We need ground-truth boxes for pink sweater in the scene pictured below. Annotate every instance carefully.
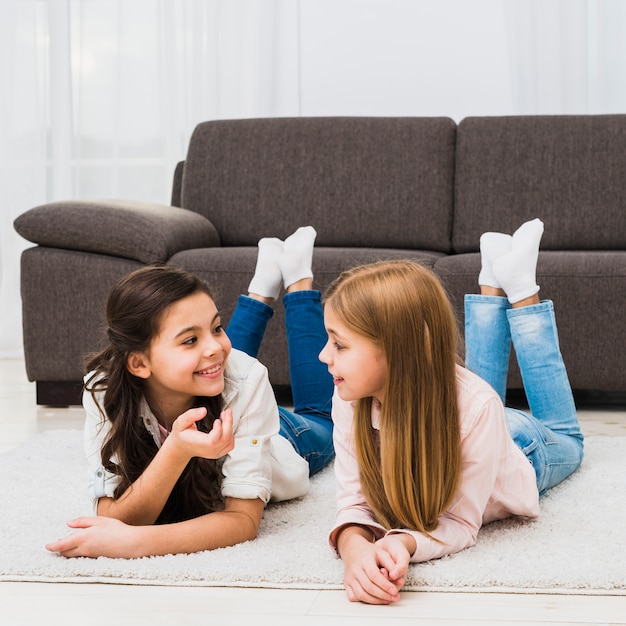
[329,365,540,563]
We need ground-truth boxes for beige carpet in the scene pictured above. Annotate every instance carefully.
[1,429,625,594]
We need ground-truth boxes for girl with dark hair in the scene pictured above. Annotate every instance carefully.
[319,219,584,604]
[46,226,334,558]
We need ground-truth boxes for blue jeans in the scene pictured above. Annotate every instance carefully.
[226,291,334,475]
[464,295,584,495]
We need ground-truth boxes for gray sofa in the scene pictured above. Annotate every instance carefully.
[14,115,626,406]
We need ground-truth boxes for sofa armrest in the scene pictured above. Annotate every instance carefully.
[14,199,220,264]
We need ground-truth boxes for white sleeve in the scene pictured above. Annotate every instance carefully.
[267,434,309,503]
[82,380,120,511]
[221,358,301,504]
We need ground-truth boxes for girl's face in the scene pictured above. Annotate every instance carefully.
[129,292,232,424]
[319,305,388,404]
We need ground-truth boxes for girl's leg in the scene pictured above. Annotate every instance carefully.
[226,295,273,358]
[227,227,334,475]
[277,227,334,475]
[283,290,334,418]
[464,230,514,402]
[279,290,334,475]
[506,302,584,494]
[492,218,583,494]
[464,294,511,403]
[226,237,283,357]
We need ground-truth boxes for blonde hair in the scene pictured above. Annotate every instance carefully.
[324,260,462,534]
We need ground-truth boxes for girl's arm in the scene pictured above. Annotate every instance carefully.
[45,496,265,558]
[97,407,234,525]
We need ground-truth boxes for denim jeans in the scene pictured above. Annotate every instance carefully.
[464,295,584,495]
[226,291,334,475]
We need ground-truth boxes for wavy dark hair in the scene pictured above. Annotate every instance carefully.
[85,265,224,524]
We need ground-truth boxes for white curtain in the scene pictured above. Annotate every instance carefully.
[1,0,625,358]
[0,0,300,357]
[504,0,626,114]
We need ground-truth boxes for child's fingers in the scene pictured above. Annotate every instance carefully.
[208,409,235,453]
[377,543,409,586]
[172,407,234,457]
[45,517,98,553]
[218,408,234,434]
[174,407,208,431]
[209,417,223,440]
[66,517,95,529]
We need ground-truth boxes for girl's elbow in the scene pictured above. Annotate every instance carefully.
[221,517,259,548]
[244,523,260,543]
[242,512,262,542]
[223,496,265,543]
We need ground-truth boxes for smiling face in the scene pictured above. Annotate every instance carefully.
[127,291,232,427]
[319,304,388,404]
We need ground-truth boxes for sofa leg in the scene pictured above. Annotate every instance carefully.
[36,381,83,407]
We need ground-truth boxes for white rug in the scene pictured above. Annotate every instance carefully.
[1,429,625,594]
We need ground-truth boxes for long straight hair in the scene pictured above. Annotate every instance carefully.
[324,260,462,534]
[85,265,224,523]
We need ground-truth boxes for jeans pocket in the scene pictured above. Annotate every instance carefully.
[506,409,539,455]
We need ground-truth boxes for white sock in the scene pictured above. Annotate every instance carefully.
[492,218,544,304]
[247,237,284,300]
[478,232,512,289]
[278,226,316,289]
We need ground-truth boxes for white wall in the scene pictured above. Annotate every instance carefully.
[299,0,515,120]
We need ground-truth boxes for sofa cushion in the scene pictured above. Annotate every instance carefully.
[14,200,220,264]
[453,115,626,253]
[180,117,456,252]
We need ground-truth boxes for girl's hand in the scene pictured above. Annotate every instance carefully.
[373,534,413,591]
[339,529,410,604]
[169,407,235,460]
[45,517,143,559]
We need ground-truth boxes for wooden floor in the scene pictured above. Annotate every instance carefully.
[2,357,626,625]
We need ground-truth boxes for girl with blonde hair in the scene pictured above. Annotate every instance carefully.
[320,219,584,604]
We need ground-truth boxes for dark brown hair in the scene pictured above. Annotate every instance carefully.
[85,265,224,523]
